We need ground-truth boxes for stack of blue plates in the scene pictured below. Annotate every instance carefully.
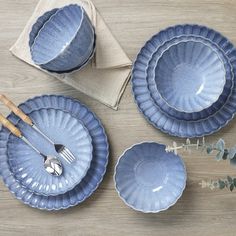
[132,24,236,137]
[0,95,109,210]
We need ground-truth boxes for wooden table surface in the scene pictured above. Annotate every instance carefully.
[1,0,236,235]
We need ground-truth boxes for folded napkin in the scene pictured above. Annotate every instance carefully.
[10,0,132,110]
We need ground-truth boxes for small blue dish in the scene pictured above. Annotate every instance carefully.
[114,142,186,213]
[30,4,95,73]
[147,35,234,121]
[7,108,93,196]
[0,95,109,210]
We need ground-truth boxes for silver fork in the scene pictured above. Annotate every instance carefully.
[32,125,76,164]
[0,94,76,164]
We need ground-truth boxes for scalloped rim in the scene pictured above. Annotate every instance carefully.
[114,141,187,213]
[47,32,96,74]
[146,35,234,121]
[29,8,59,48]
[6,107,94,197]
[151,39,227,113]
[31,4,92,65]
[0,95,109,210]
[131,24,236,138]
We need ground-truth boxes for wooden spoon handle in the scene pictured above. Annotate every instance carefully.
[0,113,22,137]
[0,94,33,126]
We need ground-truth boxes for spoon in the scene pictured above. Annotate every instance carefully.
[0,113,63,176]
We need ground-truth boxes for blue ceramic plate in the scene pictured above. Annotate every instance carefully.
[7,108,93,196]
[147,35,234,121]
[0,95,109,210]
[114,142,186,213]
[132,24,236,137]
[30,4,95,73]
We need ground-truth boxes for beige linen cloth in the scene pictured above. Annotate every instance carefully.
[10,0,132,110]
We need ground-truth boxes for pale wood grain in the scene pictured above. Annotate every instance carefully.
[0,0,236,235]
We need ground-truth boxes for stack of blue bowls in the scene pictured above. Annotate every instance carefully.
[29,4,96,73]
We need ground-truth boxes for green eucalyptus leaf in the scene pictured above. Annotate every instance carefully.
[206,146,213,154]
[233,178,236,187]
[218,180,225,189]
[215,151,224,161]
[230,184,234,192]
[230,157,236,166]
[222,152,228,160]
[228,147,236,159]
[215,139,225,151]
[227,176,233,183]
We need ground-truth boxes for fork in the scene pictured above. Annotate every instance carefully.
[0,94,76,164]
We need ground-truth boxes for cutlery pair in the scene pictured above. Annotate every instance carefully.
[0,95,76,176]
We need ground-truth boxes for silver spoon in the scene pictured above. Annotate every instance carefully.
[0,113,63,176]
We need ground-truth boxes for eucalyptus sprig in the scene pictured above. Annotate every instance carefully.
[166,138,236,191]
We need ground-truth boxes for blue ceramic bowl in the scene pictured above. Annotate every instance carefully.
[30,4,95,73]
[154,40,226,113]
[147,35,233,121]
[114,142,186,213]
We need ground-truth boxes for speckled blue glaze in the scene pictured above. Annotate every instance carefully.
[114,142,186,213]
[7,108,93,196]
[30,4,95,73]
[29,8,58,48]
[132,24,236,137]
[0,95,109,210]
[153,40,225,113]
[147,35,233,121]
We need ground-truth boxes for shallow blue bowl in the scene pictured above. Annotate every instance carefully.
[30,4,95,73]
[114,142,186,213]
[154,40,226,113]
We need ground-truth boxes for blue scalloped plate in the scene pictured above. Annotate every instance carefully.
[7,108,93,196]
[0,95,109,210]
[147,35,234,121]
[132,24,236,137]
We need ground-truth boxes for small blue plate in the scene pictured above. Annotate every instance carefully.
[7,108,93,196]
[132,24,236,137]
[0,95,109,210]
[114,142,186,213]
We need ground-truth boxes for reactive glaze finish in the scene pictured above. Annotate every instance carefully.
[30,4,95,73]
[154,41,225,112]
[6,108,93,196]
[114,142,186,213]
[132,24,236,137]
[147,35,233,121]
[0,95,109,210]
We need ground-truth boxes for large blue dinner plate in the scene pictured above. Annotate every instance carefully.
[132,24,236,137]
[0,95,109,210]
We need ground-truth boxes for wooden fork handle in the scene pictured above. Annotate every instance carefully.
[0,94,33,126]
[0,113,22,137]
